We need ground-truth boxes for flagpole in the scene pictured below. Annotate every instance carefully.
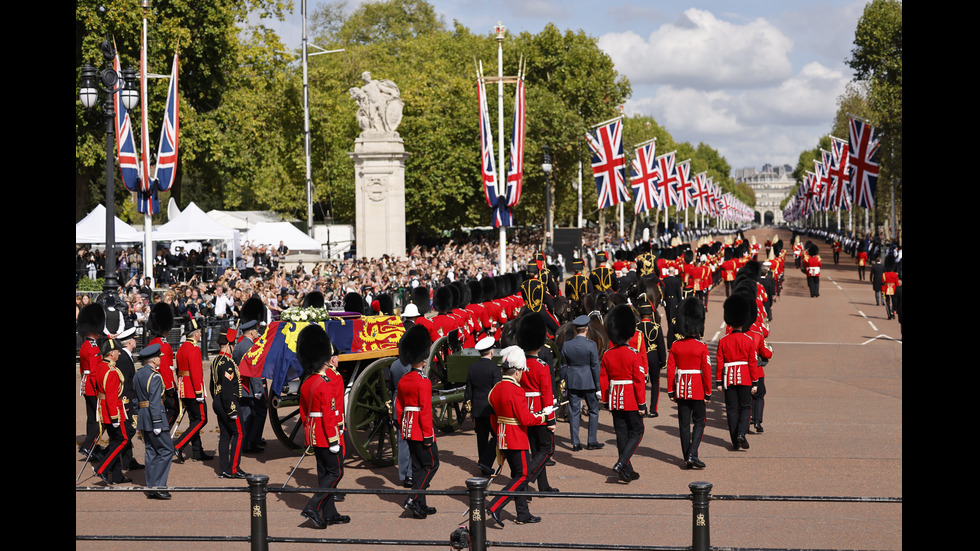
[577,160,583,228]
[495,22,507,274]
[141,10,153,285]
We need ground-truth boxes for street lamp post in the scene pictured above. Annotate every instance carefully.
[542,145,553,251]
[79,32,139,302]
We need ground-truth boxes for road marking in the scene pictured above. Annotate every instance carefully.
[769,335,901,345]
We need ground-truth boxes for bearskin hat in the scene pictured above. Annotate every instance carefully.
[412,286,431,314]
[297,323,333,375]
[468,280,483,304]
[683,250,695,264]
[808,244,819,257]
[676,297,705,339]
[736,260,762,284]
[376,293,395,316]
[479,278,496,305]
[77,303,106,337]
[146,302,175,337]
[884,255,895,272]
[241,296,267,326]
[454,280,471,308]
[343,292,366,315]
[772,240,783,257]
[606,304,637,346]
[433,286,453,313]
[447,283,461,309]
[504,273,519,299]
[303,290,325,308]
[398,324,431,366]
[516,311,547,352]
[723,291,756,331]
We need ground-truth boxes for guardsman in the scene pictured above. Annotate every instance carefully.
[297,324,349,529]
[464,336,502,475]
[146,302,179,426]
[174,317,211,462]
[832,238,842,265]
[486,345,551,527]
[517,313,560,493]
[134,343,175,499]
[721,248,737,297]
[562,315,602,451]
[856,245,869,281]
[115,327,143,472]
[718,285,761,451]
[78,303,105,458]
[94,338,133,484]
[636,301,666,417]
[589,251,616,292]
[882,256,900,320]
[600,305,646,483]
[520,266,559,338]
[804,244,822,298]
[212,329,248,478]
[396,325,439,519]
[564,259,593,306]
[666,298,711,469]
[238,297,269,453]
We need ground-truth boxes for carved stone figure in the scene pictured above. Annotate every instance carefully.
[349,72,404,134]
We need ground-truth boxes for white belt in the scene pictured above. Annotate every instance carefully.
[724,361,747,368]
[676,370,701,375]
[807,267,821,275]
[83,370,91,374]
[404,406,421,412]
[610,380,632,385]
[524,392,541,397]
[308,412,323,418]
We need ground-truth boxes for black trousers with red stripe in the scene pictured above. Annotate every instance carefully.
[97,421,131,482]
[407,440,439,507]
[174,398,208,458]
[526,425,554,490]
[487,448,531,521]
[305,446,344,520]
[213,404,244,475]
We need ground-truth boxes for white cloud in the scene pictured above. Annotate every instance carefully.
[738,61,849,125]
[599,8,793,90]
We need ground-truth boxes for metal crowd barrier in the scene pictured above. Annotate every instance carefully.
[74,476,901,551]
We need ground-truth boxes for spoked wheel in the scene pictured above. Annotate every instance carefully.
[345,357,399,467]
[425,336,465,433]
[269,379,305,452]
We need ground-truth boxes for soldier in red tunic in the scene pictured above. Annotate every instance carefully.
[667,298,711,469]
[297,324,349,529]
[516,313,560,493]
[94,338,133,484]
[396,325,439,519]
[486,346,552,527]
[718,286,762,451]
[78,303,105,458]
[173,317,212,462]
[600,304,647,483]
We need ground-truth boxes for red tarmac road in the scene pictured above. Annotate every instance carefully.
[76,228,902,550]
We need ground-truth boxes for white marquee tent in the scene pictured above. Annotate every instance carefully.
[75,204,144,244]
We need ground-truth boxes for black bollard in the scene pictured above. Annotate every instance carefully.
[690,481,712,551]
[466,477,489,551]
[248,474,270,551]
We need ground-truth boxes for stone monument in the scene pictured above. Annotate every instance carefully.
[348,71,409,260]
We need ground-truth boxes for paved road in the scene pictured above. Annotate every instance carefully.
[76,228,902,550]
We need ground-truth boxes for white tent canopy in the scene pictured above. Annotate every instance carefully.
[244,222,322,251]
[75,204,144,244]
[153,202,237,241]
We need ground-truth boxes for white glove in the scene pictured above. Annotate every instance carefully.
[196,397,204,403]
[153,428,162,435]
[112,422,120,428]
[595,391,602,400]
[541,405,556,416]
[329,444,341,454]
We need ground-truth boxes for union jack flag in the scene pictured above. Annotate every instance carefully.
[113,50,140,193]
[630,140,657,214]
[674,160,693,210]
[652,151,679,210]
[817,153,832,212]
[586,118,630,209]
[690,172,709,215]
[503,76,525,208]
[830,137,851,211]
[477,75,510,227]
[848,115,881,210]
[154,52,179,193]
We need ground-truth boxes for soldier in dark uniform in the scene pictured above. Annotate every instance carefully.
[564,259,593,316]
[589,251,617,293]
[212,329,248,478]
[134,343,175,499]
[115,327,143,471]
[464,336,501,475]
[636,301,666,417]
[239,297,269,452]
[520,267,559,338]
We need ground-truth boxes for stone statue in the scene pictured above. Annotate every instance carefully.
[349,71,403,135]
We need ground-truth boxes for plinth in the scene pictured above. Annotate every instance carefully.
[349,133,410,260]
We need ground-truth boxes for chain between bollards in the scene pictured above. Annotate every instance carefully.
[248,474,270,551]
[690,481,712,551]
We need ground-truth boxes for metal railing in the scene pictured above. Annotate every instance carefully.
[75,475,901,550]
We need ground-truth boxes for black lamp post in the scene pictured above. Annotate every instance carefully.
[79,32,139,302]
[542,145,553,251]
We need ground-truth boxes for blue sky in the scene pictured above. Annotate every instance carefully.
[269,0,871,174]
